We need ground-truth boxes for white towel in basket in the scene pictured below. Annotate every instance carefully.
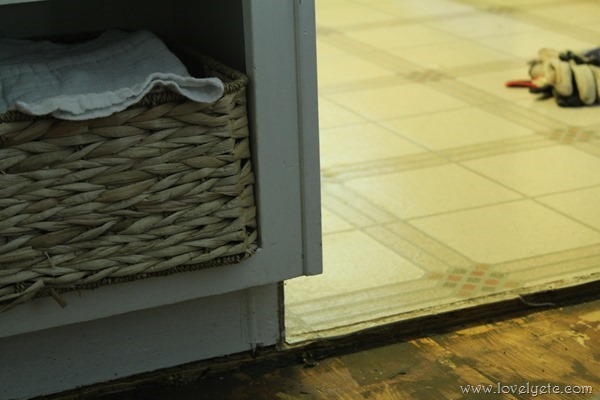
[0,30,225,120]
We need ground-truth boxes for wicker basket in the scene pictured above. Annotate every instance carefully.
[0,43,258,312]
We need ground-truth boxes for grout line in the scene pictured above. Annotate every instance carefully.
[364,224,473,271]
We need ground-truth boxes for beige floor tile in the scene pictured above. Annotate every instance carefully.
[427,14,538,39]
[317,53,396,87]
[526,3,600,26]
[293,287,457,332]
[321,185,382,228]
[538,187,600,231]
[583,23,600,35]
[456,67,535,101]
[316,2,397,28]
[315,0,348,6]
[322,182,398,224]
[475,30,596,61]
[346,164,521,219]
[514,97,600,126]
[286,295,466,343]
[316,40,353,61]
[326,83,468,120]
[510,268,597,291]
[344,24,454,51]
[464,146,600,196]
[390,40,515,69]
[287,278,441,316]
[381,107,534,150]
[477,0,559,5]
[284,230,425,304]
[354,0,476,18]
[319,122,425,170]
[410,200,600,264]
[321,208,354,235]
[318,98,367,129]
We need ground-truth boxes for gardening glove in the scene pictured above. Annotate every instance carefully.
[528,48,600,107]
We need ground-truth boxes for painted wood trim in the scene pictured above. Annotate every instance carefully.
[0,284,281,400]
[294,0,322,276]
[0,250,296,338]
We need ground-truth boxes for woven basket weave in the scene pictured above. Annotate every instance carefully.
[0,44,257,312]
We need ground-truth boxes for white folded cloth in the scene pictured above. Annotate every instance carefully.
[0,30,225,120]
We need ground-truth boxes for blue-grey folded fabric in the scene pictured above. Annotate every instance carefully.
[0,30,224,120]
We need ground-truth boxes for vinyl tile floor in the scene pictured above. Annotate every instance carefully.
[285,0,600,343]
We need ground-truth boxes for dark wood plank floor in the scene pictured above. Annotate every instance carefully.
[41,294,600,400]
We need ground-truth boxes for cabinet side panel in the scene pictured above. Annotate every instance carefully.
[0,284,280,400]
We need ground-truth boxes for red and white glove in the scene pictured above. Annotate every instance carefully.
[507,48,600,107]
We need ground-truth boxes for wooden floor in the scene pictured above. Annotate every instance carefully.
[39,290,600,400]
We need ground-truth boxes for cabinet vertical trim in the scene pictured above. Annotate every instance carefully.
[293,0,322,276]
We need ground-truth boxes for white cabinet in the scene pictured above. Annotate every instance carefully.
[0,1,321,398]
